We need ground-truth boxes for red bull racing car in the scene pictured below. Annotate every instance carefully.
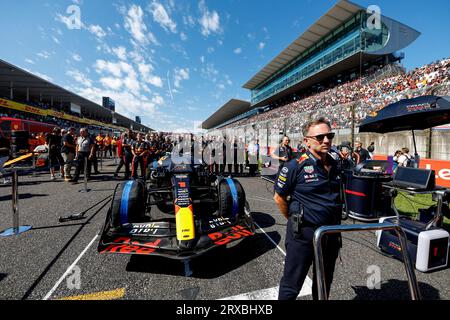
[98,155,255,260]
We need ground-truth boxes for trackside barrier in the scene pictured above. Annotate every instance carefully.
[313,222,421,300]
[0,170,32,237]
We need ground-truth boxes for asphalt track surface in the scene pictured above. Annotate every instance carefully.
[0,159,449,300]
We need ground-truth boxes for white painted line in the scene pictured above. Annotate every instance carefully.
[219,285,311,300]
[254,221,286,256]
[43,234,99,300]
[253,221,312,297]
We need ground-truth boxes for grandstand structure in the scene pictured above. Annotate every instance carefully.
[202,0,421,131]
[0,59,152,133]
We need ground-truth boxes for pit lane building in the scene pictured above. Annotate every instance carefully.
[202,0,420,130]
[0,59,152,132]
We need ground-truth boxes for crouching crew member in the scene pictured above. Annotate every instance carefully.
[132,133,149,180]
[273,118,342,300]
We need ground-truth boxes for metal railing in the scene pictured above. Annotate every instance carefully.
[313,222,421,300]
[0,169,33,237]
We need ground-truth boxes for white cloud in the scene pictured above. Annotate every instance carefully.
[25,58,35,65]
[100,77,123,91]
[258,42,266,50]
[152,94,164,105]
[56,12,107,41]
[72,85,158,126]
[180,32,188,41]
[55,13,73,29]
[124,4,158,46]
[95,60,123,77]
[112,46,127,60]
[123,75,140,94]
[138,63,163,88]
[37,51,52,59]
[233,48,242,54]
[34,72,53,82]
[183,15,196,27]
[198,0,221,37]
[72,53,82,62]
[52,36,60,44]
[88,24,106,38]
[207,47,215,54]
[149,1,177,33]
[66,69,92,87]
[200,63,219,83]
[173,68,190,88]
[200,56,205,64]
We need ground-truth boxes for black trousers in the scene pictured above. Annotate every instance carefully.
[73,152,91,181]
[279,217,341,300]
[90,154,98,173]
[116,154,132,179]
[132,155,147,180]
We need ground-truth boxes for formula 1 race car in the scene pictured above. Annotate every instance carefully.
[98,154,255,260]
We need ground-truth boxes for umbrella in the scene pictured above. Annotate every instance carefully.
[359,95,450,159]
[359,95,450,133]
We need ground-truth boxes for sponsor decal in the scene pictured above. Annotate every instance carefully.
[129,223,169,235]
[388,241,402,252]
[207,217,232,229]
[305,178,319,183]
[406,103,434,113]
[208,225,254,246]
[277,182,284,188]
[100,237,162,254]
[297,154,309,164]
[304,166,314,174]
[278,175,287,182]
[281,167,289,174]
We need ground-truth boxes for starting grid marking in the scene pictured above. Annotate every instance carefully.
[251,221,313,299]
[219,283,312,300]
[59,288,126,300]
[43,234,99,301]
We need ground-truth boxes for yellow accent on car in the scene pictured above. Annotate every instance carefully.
[175,206,195,241]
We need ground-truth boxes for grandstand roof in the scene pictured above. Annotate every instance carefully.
[243,0,363,90]
[0,59,152,132]
[202,99,251,130]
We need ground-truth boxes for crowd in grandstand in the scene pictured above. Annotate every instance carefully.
[224,57,450,132]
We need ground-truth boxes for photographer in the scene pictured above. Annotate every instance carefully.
[273,118,342,300]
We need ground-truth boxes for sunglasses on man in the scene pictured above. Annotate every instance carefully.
[305,132,335,142]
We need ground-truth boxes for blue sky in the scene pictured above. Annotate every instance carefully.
[0,0,449,132]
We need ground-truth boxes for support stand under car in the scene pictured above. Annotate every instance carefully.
[377,166,450,273]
